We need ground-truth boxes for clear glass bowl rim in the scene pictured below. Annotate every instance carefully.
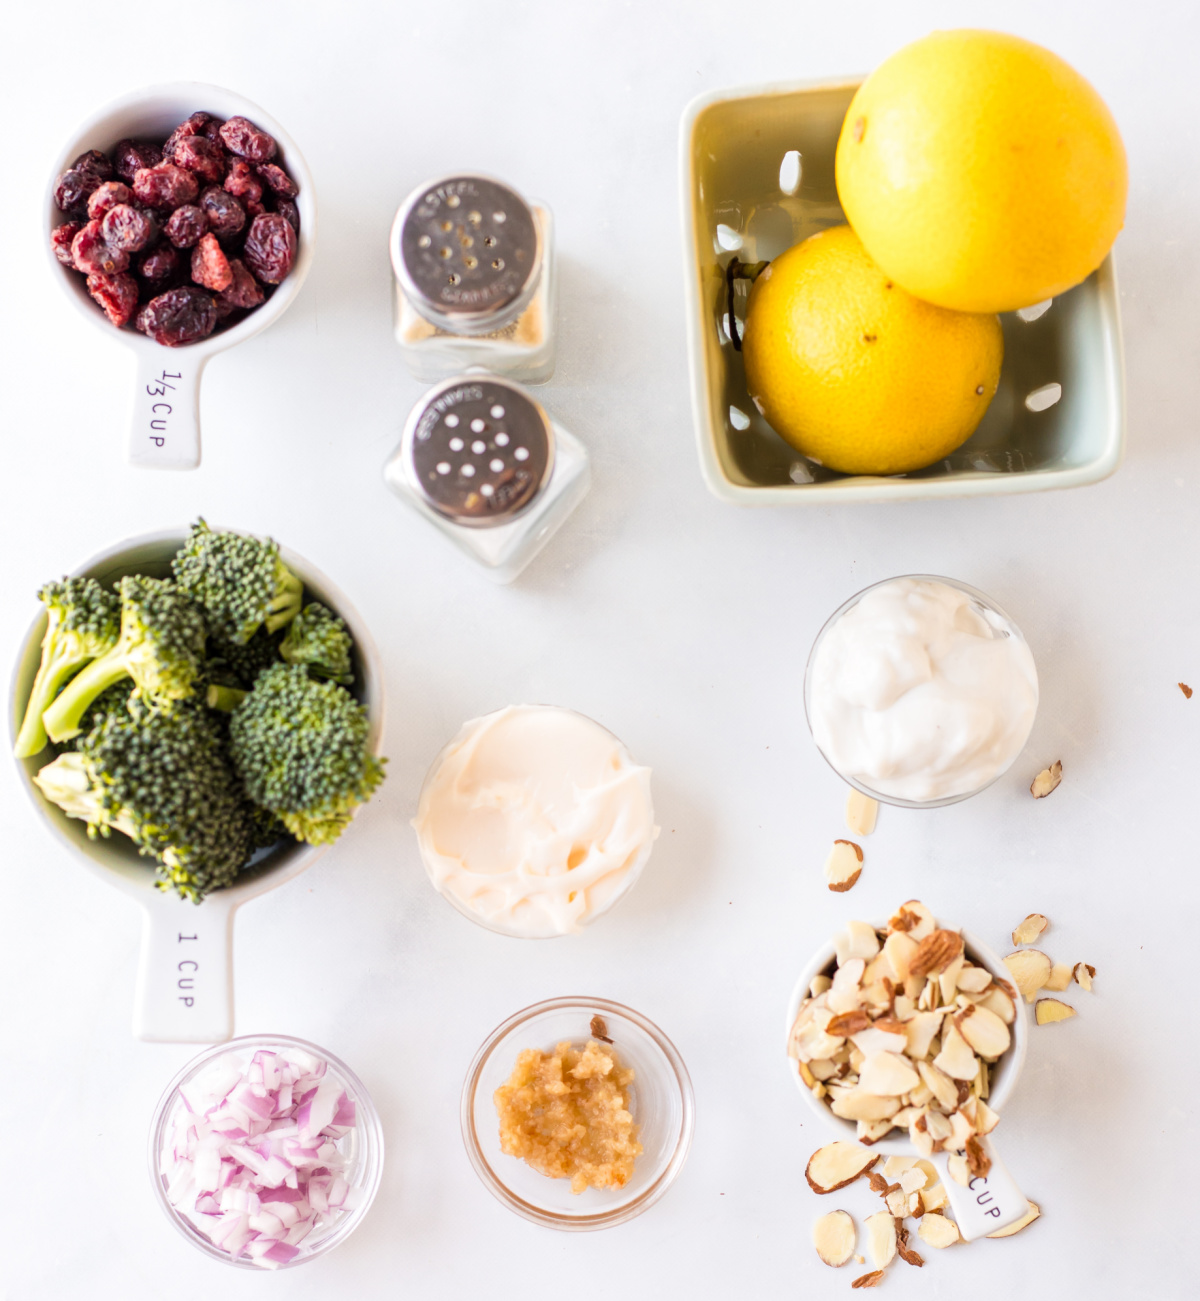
[147,1033,385,1270]
[460,995,695,1231]
[802,573,1035,809]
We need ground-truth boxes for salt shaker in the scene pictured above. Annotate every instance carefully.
[390,175,556,384]
[383,374,589,583]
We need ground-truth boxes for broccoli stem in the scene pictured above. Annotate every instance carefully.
[15,652,90,758]
[206,684,248,712]
[42,647,132,744]
[263,568,303,634]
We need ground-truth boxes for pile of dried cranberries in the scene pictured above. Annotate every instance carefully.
[50,112,300,347]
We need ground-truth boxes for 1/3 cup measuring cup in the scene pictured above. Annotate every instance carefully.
[45,83,316,470]
[785,924,1031,1240]
[9,529,384,1043]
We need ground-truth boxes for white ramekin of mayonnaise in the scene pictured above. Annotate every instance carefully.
[412,704,658,938]
[804,576,1039,807]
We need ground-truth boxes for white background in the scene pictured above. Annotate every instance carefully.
[1,1,1196,1297]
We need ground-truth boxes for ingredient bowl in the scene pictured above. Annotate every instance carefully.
[461,996,694,1230]
[9,529,384,1043]
[785,923,1030,1239]
[149,1035,383,1268]
[46,83,316,470]
[679,78,1124,503]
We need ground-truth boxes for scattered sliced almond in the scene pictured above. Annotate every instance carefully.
[812,1209,856,1267]
[805,1142,880,1194]
[846,788,879,836]
[965,1136,992,1179]
[881,1156,915,1181]
[1003,949,1053,1002]
[986,1199,1041,1238]
[864,1210,897,1268]
[885,1187,910,1218]
[897,1238,925,1267]
[898,1167,926,1195]
[836,920,881,964]
[972,1099,1000,1136]
[1073,962,1095,991]
[1180,683,1193,699]
[825,839,864,893]
[1043,962,1073,992]
[1030,760,1063,798]
[851,1271,885,1289]
[888,900,935,941]
[921,1182,948,1213]
[1035,997,1077,1026]
[946,1153,970,1187]
[918,1213,961,1248]
[1011,913,1049,946]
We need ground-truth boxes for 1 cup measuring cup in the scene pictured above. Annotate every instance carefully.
[45,83,316,470]
[9,528,384,1043]
[784,923,1031,1240]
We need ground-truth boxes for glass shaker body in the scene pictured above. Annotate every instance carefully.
[383,374,588,584]
[391,175,556,385]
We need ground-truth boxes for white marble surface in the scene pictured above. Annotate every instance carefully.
[1,2,1197,1297]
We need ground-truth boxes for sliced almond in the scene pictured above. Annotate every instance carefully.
[898,1168,926,1195]
[851,1025,907,1058]
[827,1009,872,1037]
[863,1211,897,1269]
[1043,962,1073,992]
[909,1115,934,1158]
[979,983,1016,1024]
[1011,913,1049,946]
[946,1153,970,1187]
[955,965,992,993]
[1003,949,1053,1002]
[1030,760,1062,798]
[947,1110,974,1153]
[897,1239,925,1267]
[809,973,832,998]
[920,1181,948,1213]
[881,1155,915,1180]
[956,1003,1012,1060]
[845,789,879,837]
[933,1025,978,1081]
[986,1199,1041,1238]
[1035,997,1077,1026]
[883,930,920,984]
[913,1159,938,1188]
[888,900,935,941]
[857,1118,896,1145]
[1073,962,1096,992]
[859,1052,921,1097]
[831,1091,901,1123]
[924,1110,952,1143]
[810,1058,839,1081]
[972,1098,999,1136]
[910,929,965,979]
[812,1209,856,1267]
[885,1187,909,1218]
[965,1135,991,1178]
[918,1212,961,1247]
[938,954,965,1005]
[916,1059,960,1112]
[903,1010,945,1061]
[851,1271,885,1289]
[805,1142,880,1194]
[836,921,881,964]
[863,950,897,986]
[825,840,864,893]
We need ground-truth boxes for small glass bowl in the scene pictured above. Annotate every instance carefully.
[803,574,1037,809]
[148,1035,384,1269]
[461,997,694,1230]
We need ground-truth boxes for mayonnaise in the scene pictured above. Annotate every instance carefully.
[807,578,1038,803]
[413,705,657,937]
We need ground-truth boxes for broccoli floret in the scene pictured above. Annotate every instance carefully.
[59,680,137,751]
[279,603,354,685]
[14,578,119,758]
[172,519,302,645]
[33,696,255,902]
[227,664,385,846]
[42,576,206,744]
[207,625,284,688]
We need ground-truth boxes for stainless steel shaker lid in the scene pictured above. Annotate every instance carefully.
[397,375,554,526]
[391,175,541,332]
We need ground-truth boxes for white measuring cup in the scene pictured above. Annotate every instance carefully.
[9,529,385,1043]
[45,84,317,470]
[785,925,1030,1240]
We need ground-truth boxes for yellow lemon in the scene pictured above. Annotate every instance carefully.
[835,29,1127,313]
[741,224,1003,476]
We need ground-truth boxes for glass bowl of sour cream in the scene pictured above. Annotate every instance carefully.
[804,575,1039,808]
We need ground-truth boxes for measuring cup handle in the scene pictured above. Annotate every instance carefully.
[133,889,235,1043]
[127,351,207,470]
[934,1135,1029,1241]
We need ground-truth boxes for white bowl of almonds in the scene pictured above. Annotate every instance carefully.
[785,900,1033,1243]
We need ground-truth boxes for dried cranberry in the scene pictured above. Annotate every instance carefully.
[86,271,139,327]
[133,163,199,211]
[219,258,265,310]
[164,205,208,249]
[51,222,83,267]
[54,168,102,215]
[102,204,157,253]
[174,135,225,184]
[202,116,226,142]
[139,244,179,280]
[243,213,296,284]
[255,162,298,198]
[223,158,263,203]
[191,232,233,291]
[198,185,245,238]
[72,220,129,275]
[275,198,300,235]
[162,112,213,159]
[72,150,114,182]
[219,116,277,163]
[137,285,218,346]
[86,181,134,219]
[113,139,162,183]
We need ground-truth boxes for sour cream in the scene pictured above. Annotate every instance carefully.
[413,705,657,937]
[807,577,1038,803]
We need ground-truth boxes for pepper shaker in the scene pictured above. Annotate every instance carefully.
[390,175,556,384]
[383,374,588,583]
